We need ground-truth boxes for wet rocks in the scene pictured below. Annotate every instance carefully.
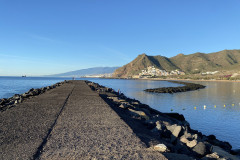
[144,81,206,94]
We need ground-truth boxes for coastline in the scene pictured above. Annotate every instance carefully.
[1,80,239,159]
[105,77,240,83]
[137,78,240,83]
[87,80,240,159]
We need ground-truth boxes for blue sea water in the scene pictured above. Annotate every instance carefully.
[0,76,73,98]
[1,77,240,149]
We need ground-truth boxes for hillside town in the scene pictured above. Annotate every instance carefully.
[136,66,185,78]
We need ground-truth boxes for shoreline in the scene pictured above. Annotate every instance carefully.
[106,77,240,83]
[1,80,239,159]
[87,80,240,159]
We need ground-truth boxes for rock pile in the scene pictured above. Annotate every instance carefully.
[144,81,206,94]
[0,80,69,112]
[86,81,239,160]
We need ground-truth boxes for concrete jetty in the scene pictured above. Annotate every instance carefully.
[0,81,167,160]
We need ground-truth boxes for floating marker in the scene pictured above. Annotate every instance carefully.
[194,107,197,110]
[214,105,216,108]
[232,104,235,106]
[204,105,206,110]
[224,104,226,107]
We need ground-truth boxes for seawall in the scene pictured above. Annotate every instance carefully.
[0,80,166,160]
[0,80,239,160]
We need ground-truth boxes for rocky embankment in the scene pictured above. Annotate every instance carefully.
[87,81,239,160]
[144,81,206,94]
[0,80,69,112]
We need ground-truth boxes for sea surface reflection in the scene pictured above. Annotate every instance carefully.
[91,79,240,149]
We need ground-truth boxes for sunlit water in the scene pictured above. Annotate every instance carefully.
[90,78,240,149]
[1,77,240,149]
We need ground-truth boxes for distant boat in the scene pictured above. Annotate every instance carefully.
[22,75,27,77]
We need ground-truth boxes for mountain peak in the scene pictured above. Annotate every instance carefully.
[176,53,184,56]
[113,49,240,78]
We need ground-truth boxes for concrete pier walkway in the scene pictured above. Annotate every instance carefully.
[0,81,167,160]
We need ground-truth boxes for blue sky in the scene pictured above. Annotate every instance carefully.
[0,0,240,76]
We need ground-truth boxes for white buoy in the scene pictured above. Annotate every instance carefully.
[204,105,206,110]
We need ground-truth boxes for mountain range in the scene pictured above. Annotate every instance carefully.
[48,67,119,77]
[113,49,240,78]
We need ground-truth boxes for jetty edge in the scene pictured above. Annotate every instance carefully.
[144,81,206,94]
[87,81,240,160]
[0,80,167,160]
[0,80,69,112]
[0,80,238,160]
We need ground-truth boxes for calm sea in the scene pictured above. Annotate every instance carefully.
[1,77,240,149]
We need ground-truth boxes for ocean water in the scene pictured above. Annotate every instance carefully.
[0,77,73,98]
[1,77,240,149]
[90,78,240,150]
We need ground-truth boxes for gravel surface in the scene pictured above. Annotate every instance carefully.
[0,83,74,160]
[0,81,167,160]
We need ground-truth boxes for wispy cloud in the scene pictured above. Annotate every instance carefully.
[24,32,64,44]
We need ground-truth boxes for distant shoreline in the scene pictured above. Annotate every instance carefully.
[107,77,240,83]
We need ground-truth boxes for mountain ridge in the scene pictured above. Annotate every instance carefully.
[113,49,240,78]
[47,67,119,77]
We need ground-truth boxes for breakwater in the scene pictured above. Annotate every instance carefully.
[0,80,68,112]
[144,81,206,93]
[87,81,239,159]
[1,80,239,159]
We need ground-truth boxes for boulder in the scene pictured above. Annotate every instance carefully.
[187,140,197,148]
[231,149,240,156]
[156,121,162,130]
[13,94,20,100]
[128,108,149,120]
[212,146,239,160]
[180,136,189,144]
[180,136,197,148]
[165,113,185,121]
[108,97,119,102]
[192,142,206,156]
[166,125,182,143]
[119,103,129,109]
[153,144,168,152]
[144,120,156,130]
[174,139,192,155]
[203,152,219,159]
[0,99,6,105]
[22,93,29,98]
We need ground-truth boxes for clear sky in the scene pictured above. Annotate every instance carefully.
[0,0,240,76]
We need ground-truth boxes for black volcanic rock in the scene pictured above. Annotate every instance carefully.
[144,81,206,94]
